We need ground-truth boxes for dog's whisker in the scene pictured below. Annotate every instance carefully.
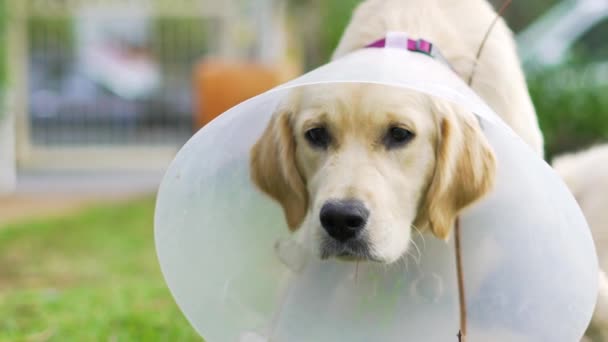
[398,253,410,273]
[404,250,417,272]
[404,243,424,274]
[411,224,426,250]
[409,238,422,266]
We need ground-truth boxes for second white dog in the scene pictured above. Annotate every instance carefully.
[554,144,608,341]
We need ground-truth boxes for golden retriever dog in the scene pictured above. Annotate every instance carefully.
[553,144,608,341]
[252,84,495,262]
[250,0,542,263]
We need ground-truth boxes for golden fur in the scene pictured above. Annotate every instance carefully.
[251,84,495,263]
[250,0,540,263]
[333,0,543,156]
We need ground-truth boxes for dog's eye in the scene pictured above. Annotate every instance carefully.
[385,126,415,148]
[305,127,331,149]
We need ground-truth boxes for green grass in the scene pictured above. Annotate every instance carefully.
[0,198,202,342]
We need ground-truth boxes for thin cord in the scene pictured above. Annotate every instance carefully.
[467,0,513,86]
[458,2,514,340]
[455,218,467,341]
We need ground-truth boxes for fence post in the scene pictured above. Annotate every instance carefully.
[0,92,16,195]
[0,0,17,194]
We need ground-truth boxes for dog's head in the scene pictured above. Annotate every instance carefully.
[250,84,495,263]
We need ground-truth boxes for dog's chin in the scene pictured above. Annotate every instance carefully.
[335,252,381,263]
[314,229,411,264]
[319,238,382,263]
[323,251,381,263]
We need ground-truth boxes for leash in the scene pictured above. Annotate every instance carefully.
[456,1,513,338]
[366,35,468,340]
[458,1,512,337]
[364,2,512,339]
[455,218,467,342]
[468,0,513,85]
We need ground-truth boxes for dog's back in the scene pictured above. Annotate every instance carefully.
[333,0,544,156]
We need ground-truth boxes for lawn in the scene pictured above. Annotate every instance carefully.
[0,197,202,341]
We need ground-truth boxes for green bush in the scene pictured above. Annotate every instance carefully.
[527,64,608,159]
[318,0,361,62]
[287,0,360,69]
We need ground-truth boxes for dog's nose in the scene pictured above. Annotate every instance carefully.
[320,200,369,242]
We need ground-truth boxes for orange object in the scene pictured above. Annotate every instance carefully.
[193,59,282,131]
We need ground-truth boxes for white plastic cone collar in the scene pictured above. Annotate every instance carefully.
[155,48,598,341]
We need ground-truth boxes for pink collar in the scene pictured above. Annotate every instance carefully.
[365,32,452,69]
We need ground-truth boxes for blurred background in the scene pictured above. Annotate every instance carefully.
[0,0,607,340]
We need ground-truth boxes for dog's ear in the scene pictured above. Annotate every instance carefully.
[415,103,496,240]
[250,109,308,230]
